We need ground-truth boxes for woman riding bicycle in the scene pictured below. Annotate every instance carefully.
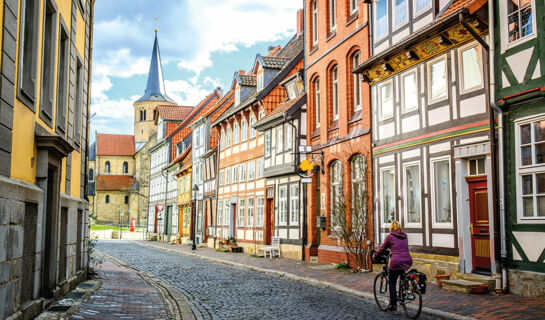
[373,221,412,311]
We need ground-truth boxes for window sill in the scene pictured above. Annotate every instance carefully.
[346,13,358,26]
[328,120,339,132]
[349,111,362,124]
[326,30,337,43]
[309,45,318,56]
[311,128,320,138]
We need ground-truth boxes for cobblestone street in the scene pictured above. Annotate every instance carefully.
[94,241,436,320]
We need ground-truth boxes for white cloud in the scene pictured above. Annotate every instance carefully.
[164,79,222,106]
[91,95,139,119]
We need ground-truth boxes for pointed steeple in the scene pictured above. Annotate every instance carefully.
[136,30,176,103]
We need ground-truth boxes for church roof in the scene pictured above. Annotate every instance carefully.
[155,105,194,124]
[96,175,137,191]
[136,31,176,104]
[96,134,135,156]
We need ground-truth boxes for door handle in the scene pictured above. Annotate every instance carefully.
[470,223,473,235]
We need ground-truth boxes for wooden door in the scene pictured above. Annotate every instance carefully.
[467,177,491,272]
[154,207,158,233]
[265,198,274,245]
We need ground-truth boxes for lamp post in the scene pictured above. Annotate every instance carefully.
[192,184,199,250]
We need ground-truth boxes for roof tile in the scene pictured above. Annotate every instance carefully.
[96,175,137,191]
[96,134,135,156]
[156,105,194,122]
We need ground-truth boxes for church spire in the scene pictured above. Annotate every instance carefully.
[136,30,176,103]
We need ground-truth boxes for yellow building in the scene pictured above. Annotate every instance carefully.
[0,0,95,318]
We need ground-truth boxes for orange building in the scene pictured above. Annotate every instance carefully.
[304,0,373,266]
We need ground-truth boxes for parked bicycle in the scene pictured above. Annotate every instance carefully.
[372,250,426,319]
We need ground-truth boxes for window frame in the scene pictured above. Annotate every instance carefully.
[105,161,111,174]
[247,197,254,227]
[427,55,449,104]
[233,166,238,183]
[279,185,288,225]
[330,160,343,228]
[430,156,454,228]
[458,42,484,94]
[285,124,293,151]
[312,0,319,45]
[403,161,423,227]
[414,0,432,16]
[277,126,284,153]
[352,52,362,112]
[328,0,337,32]
[55,21,70,135]
[18,0,41,111]
[241,118,248,142]
[123,161,129,174]
[233,121,240,144]
[235,88,241,106]
[238,198,245,227]
[226,126,232,147]
[257,72,264,91]
[502,0,537,47]
[289,184,300,225]
[39,0,58,126]
[393,0,409,30]
[265,130,272,158]
[401,69,418,113]
[257,158,264,178]
[379,80,394,121]
[331,66,339,121]
[349,0,358,15]
[249,114,257,138]
[248,161,255,180]
[240,163,246,182]
[380,166,395,227]
[374,0,389,41]
[218,200,223,226]
[313,77,321,128]
[257,197,265,227]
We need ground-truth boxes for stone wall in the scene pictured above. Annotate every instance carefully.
[94,191,133,224]
[96,155,135,176]
[508,269,545,299]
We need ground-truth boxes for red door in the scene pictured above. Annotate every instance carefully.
[154,208,158,233]
[265,199,274,245]
[466,177,491,272]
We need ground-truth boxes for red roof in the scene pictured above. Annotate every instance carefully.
[259,93,306,122]
[437,0,486,20]
[96,134,135,156]
[155,105,194,124]
[96,175,136,191]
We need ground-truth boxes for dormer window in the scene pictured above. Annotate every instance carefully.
[286,82,298,100]
[235,89,241,106]
[257,73,264,91]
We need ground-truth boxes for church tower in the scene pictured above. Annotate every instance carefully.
[133,31,176,143]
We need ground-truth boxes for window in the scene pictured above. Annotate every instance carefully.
[429,57,447,102]
[313,78,321,128]
[224,201,230,225]
[249,115,257,138]
[259,110,266,120]
[381,168,395,224]
[221,129,226,149]
[285,124,293,150]
[123,162,129,174]
[40,2,57,124]
[226,168,231,184]
[331,66,339,121]
[265,131,272,157]
[507,0,534,43]
[286,83,298,99]
[89,168,94,181]
[105,195,110,204]
[74,59,83,145]
[105,161,111,173]
[380,81,393,120]
[124,196,129,204]
[351,155,366,209]
[218,200,223,226]
[257,73,264,91]
[247,198,254,227]
[279,186,288,224]
[248,161,255,180]
[233,166,238,183]
[234,122,240,144]
[349,0,358,15]
[290,185,299,224]
[257,158,264,178]
[460,45,483,92]
[516,117,545,220]
[432,159,452,225]
[416,0,431,14]
[56,24,69,134]
[404,163,421,225]
[375,0,388,40]
[241,119,248,142]
[330,161,343,227]
[257,197,265,227]
[226,126,232,147]
[19,0,40,109]
[394,0,408,28]
[219,170,224,186]
[402,72,418,112]
[235,88,241,105]
[312,0,319,45]
[240,163,246,182]
[329,0,337,31]
[277,126,284,152]
[352,52,362,112]
[468,157,486,176]
[238,199,245,227]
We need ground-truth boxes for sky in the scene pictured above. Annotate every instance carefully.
[90,0,303,142]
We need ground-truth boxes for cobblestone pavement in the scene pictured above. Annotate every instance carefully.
[71,258,169,320]
[138,240,545,320]
[96,241,437,320]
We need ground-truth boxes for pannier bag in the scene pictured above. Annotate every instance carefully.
[370,250,390,264]
[408,269,427,294]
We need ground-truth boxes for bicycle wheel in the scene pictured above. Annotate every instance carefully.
[373,273,390,311]
[402,279,422,319]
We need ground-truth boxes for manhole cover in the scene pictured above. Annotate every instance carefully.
[48,305,72,312]
[66,292,86,299]
[78,283,95,289]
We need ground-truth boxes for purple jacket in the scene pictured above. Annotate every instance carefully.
[375,231,413,270]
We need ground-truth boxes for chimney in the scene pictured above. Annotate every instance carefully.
[268,46,277,52]
[216,86,223,97]
[238,70,245,75]
[296,9,304,37]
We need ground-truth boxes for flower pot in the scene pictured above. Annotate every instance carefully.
[435,274,450,288]
[470,284,488,294]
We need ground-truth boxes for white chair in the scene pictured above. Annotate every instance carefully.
[261,237,281,259]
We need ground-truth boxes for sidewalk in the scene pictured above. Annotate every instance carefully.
[137,240,545,320]
[71,259,169,320]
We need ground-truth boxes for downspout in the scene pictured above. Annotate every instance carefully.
[161,167,169,242]
[459,12,507,292]
[210,124,221,249]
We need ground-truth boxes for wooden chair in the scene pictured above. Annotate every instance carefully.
[260,237,281,258]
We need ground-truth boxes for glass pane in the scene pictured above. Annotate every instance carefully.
[508,13,520,42]
[477,158,486,174]
[520,6,533,38]
[535,120,545,142]
[536,143,545,164]
[520,0,531,7]
[394,0,407,27]
[406,165,421,223]
[469,159,477,176]
[538,196,545,217]
[507,0,519,15]
[431,60,446,100]
[381,83,393,117]
[523,197,534,217]
[403,73,417,111]
[382,170,395,223]
[416,0,429,12]
[537,173,545,194]
[522,175,533,195]
[521,146,532,165]
[433,160,451,223]
[376,0,388,38]
[462,47,483,90]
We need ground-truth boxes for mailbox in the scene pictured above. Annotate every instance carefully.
[316,216,327,229]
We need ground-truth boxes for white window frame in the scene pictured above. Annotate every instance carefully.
[247,197,254,227]
[277,126,284,153]
[238,199,245,227]
[500,0,537,49]
[218,200,223,226]
[219,169,224,186]
[226,168,231,184]
[240,163,246,182]
[257,197,265,227]
[332,66,339,121]
[257,73,264,91]
[265,130,271,157]
[234,122,240,144]
[380,166,395,227]
[401,69,418,113]
[289,184,300,225]
[515,113,545,223]
[349,0,358,15]
[226,126,232,147]
[257,158,264,178]
[427,55,449,104]
[467,157,487,176]
[352,52,362,112]
[285,124,293,151]
[403,161,422,228]
[220,129,226,150]
[314,77,321,128]
[328,0,337,32]
[374,0,389,41]
[235,88,240,106]
[430,156,454,228]
[330,160,343,228]
[233,166,238,183]
[393,0,409,30]
[286,82,298,99]
[312,0,319,45]
[414,0,431,17]
[249,115,257,138]
[279,185,288,225]
[241,119,248,142]
[379,80,394,120]
[458,42,484,94]
[224,201,230,225]
[248,161,255,180]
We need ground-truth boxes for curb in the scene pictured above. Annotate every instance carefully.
[135,241,475,320]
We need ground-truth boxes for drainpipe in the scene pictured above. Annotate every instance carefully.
[161,166,169,242]
[459,11,507,292]
[210,124,221,249]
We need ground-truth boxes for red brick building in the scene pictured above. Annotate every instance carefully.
[304,0,373,266]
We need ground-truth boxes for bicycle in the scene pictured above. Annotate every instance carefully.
[372,251,423,319]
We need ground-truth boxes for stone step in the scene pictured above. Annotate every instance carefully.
[441,279,485,293]
[309,256,319,264]
[459,273,495,291]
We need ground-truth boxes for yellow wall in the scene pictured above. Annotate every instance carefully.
[96,155,135,175]
[133,100,175,143]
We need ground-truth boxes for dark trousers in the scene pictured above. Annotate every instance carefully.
[389,269,404,306]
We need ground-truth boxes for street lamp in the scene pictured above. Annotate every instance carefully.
[192,184,199,250]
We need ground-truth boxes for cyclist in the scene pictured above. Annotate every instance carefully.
[373,221,412,311]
